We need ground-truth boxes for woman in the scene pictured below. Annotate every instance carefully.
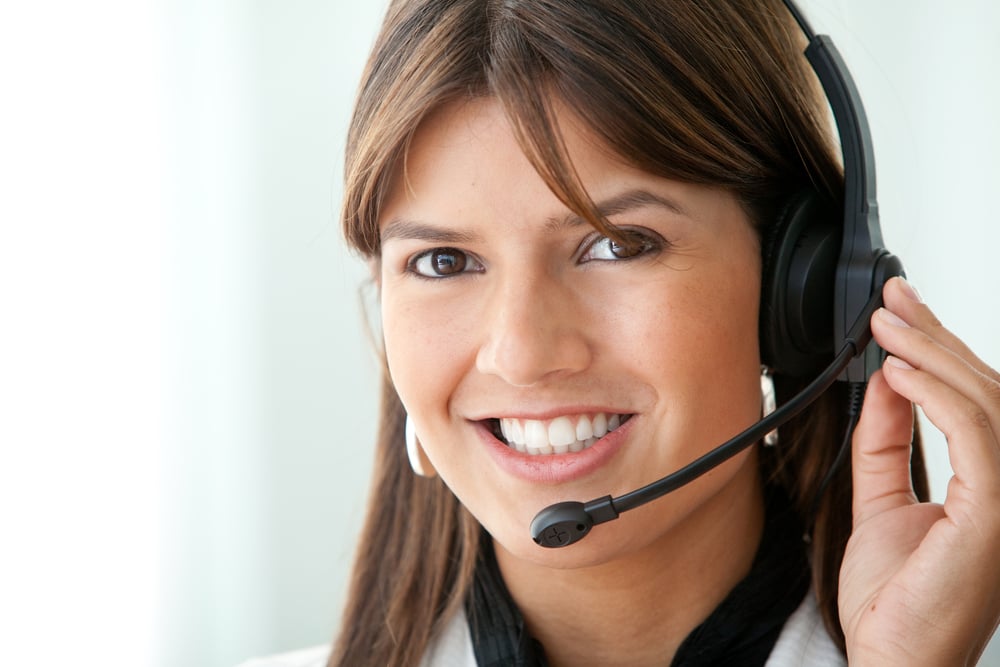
[283,0,1000,665]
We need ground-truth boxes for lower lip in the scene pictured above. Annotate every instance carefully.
[474,417,636,485]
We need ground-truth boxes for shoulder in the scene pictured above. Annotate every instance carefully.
[235,645,330,667]
[766,590,846,667]
[235,610,475,667]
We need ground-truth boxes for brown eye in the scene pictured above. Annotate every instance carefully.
[431,249,465,274]
[608,238,645,259]
[580,230,660,263]
[410,247,483,278]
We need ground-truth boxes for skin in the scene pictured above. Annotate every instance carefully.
[376,97,1000,665]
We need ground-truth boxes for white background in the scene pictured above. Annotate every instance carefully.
[0,1,997,665]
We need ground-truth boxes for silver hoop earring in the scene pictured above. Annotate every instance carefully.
[760,366,778,447]
[405,414,436,478]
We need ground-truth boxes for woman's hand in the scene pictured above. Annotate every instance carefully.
[839,276,1000,666]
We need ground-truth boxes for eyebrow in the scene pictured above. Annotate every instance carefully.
[379,188,691,244]
[379,220,481,245]
[550,189,692,231]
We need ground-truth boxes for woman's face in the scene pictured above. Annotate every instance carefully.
[378,98,764,566]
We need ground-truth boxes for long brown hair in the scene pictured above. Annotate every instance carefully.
[331,1,928,664]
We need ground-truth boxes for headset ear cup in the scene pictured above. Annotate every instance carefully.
[760,191,840,377]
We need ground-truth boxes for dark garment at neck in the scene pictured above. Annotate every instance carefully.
[465,491,810,667]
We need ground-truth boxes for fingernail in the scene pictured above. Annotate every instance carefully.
[897,277,923,303]
[885,355,914,370]
[878,307,910,328]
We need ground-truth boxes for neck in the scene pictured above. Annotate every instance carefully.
[494,460,766,667]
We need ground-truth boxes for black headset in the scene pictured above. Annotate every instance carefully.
[531,0,905,548]
[760,1,902,382]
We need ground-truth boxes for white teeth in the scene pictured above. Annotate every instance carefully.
[497,412,628,455]
[593,413,608,438]
[548,417,576,448]
[502,418,524,449]
[524,420,546,448]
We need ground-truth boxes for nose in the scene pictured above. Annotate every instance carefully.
[475,269,592,387]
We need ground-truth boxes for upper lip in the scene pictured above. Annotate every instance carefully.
[466,406,633,422]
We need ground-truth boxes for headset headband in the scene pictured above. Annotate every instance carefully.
[781,0,888,382]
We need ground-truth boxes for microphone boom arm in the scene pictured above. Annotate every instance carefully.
[530,262,898,549]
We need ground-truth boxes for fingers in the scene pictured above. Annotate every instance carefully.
[882,357,1000,504]
[870,277,1000,510]
[881,276,1000,388]
[851,369,917,527]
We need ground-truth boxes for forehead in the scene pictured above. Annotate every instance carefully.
[377,96,752,246]
[380,97,665,228]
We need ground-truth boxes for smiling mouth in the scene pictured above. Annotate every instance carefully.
[486,413,633,455]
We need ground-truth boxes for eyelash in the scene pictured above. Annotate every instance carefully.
[404,229,665,279]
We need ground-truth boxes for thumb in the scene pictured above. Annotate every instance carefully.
[851,368,917,528]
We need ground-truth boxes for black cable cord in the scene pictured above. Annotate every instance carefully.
[805,381,866,541]
[532,288,891,547]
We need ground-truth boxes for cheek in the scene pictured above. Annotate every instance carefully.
[617,269,761,372]
[613,251,762,441]
[686,233,762,362]
[382,295,434,409]
[380,289,476,419]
